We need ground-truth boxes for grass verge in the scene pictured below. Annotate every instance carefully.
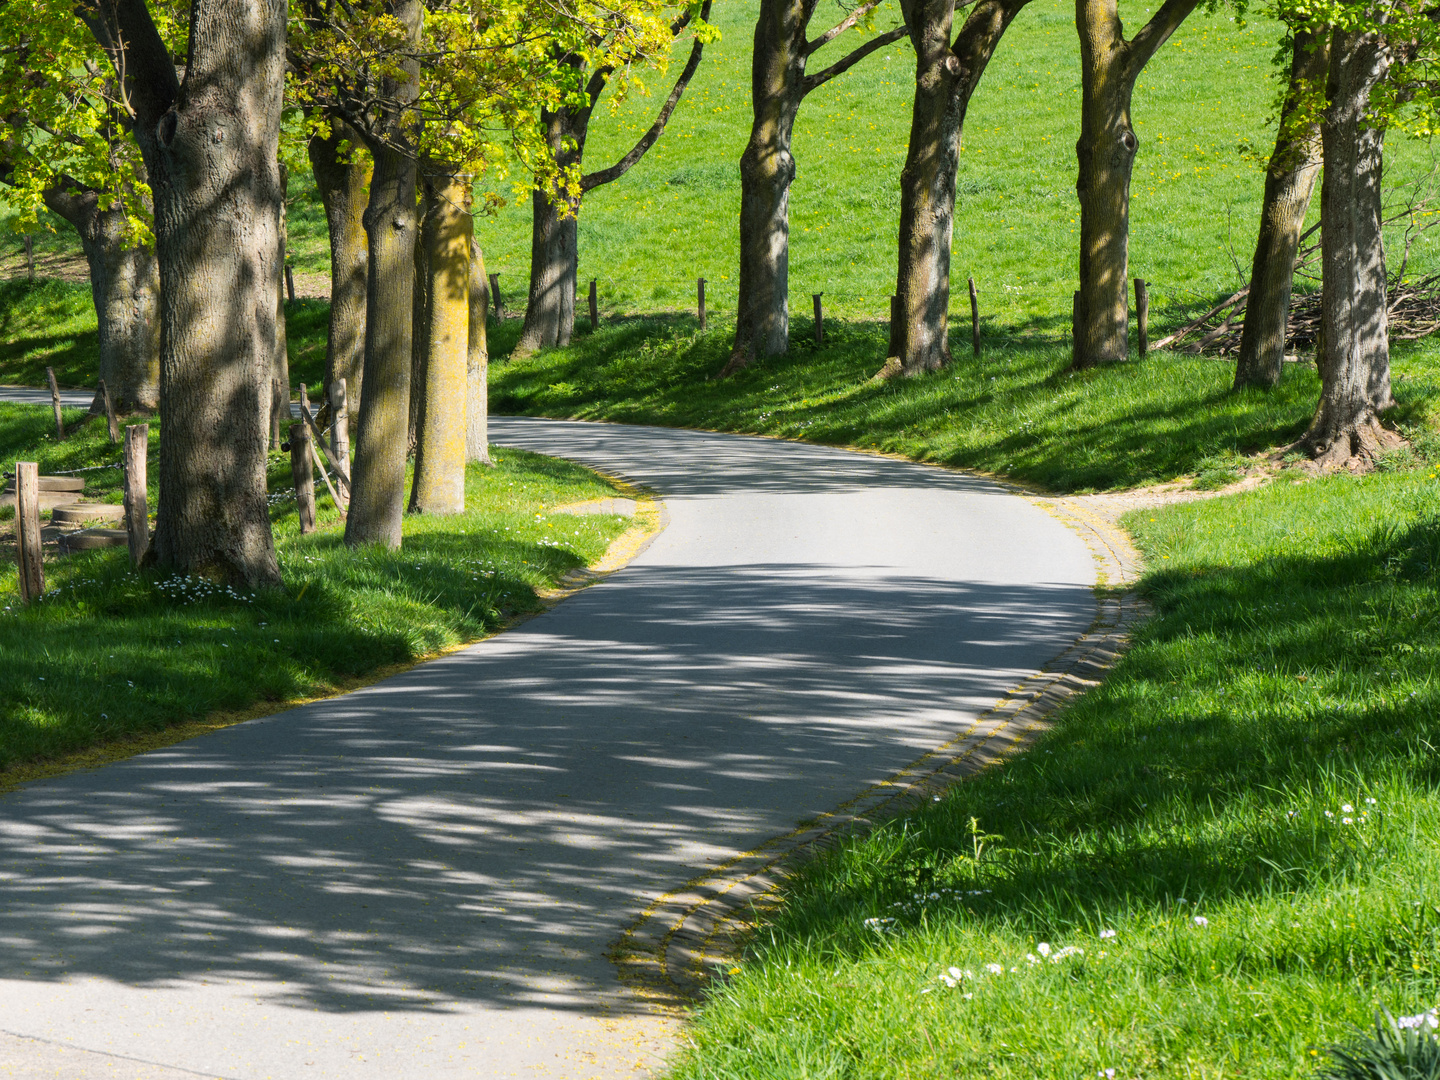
[1,401,639,779]
[667,467,1440,1079]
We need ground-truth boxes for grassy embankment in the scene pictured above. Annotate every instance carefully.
[0,401,637,781]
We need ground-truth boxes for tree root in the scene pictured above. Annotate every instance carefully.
[1284,416,1406,473]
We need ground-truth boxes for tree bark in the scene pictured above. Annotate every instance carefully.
[1074,0,1201,368]
[271,163,290,450]
[41,186,159,413]
[725,1,907,375]
[467,235,493,466]
[1299,25,1400,469]
[97,0,286,588]
[410,173,471,514]
[889,0,1030,376]
[309,119,371,412]
[1234,31,1328,390]
[344,0,422,550]
[408,184,431,465]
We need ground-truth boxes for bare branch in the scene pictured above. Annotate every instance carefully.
[801,24,908,96]
[804,0,884,56]
[582,0,712,191]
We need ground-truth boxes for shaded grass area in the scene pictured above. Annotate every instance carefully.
[1,403,634,772]
[670,469,1440,1079]
[490,313,1440,492]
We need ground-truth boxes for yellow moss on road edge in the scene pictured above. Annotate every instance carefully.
[0,471,666,796]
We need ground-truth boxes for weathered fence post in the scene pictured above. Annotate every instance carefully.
[1135,277,1150,358]
[289,422,316,534]
[45,367,64,440]
[284,264,296,304]
[813,293,824,345]
[99,379,118,443]
[589,279,599,332]
[123,424,149,567]
[697,278,707,331]
[488,272,503,319]
[968,276,981,357]
[329,378,349,468]
[15,461,43,603]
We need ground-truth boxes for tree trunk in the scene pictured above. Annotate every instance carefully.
[118,0,286,588]
[1073,0,1200,368]
[514,105,582,358]
[467,235,493,466]
[725,1,807,376]
[345,0,422,549]
[1234,31,1328,390]
[309,119,370,412]
[1300,26,1400,470]
[411,173,471,514]
[42,187,159,413]
[271,163,290,450]
[889,0,1029,376]
[408,185,431,465]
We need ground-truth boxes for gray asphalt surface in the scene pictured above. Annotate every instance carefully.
[0,384,95,410]
[0,417,1095,1079]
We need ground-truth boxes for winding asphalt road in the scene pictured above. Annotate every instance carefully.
[0,416,1095,1079]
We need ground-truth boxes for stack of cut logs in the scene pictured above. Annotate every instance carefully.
[2,473,128,554]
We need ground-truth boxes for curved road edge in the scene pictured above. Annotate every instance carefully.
[611,497,1148,1007]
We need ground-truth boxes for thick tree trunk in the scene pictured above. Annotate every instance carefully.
[42,188,159,412]
[345,0,422,549]
[120,0,286,588]
[889,0,1028,376]
[725,2,808,376]
[408,186,431,464]
[410,173,470,514]
[309,120,370,411]
[467,236,493,466]
[1234,31,1328,390]
[271,164,290,450]
[514,104,582,358]
[1073,0,1199,368]
[347,142,419,548]
[1300,27,1400,469]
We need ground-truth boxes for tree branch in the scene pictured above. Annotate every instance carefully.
[1125,0,1202,77]
[804,0,884,56]
[801,24,908,96]
[581,0,712,192]
[76,0,179,129]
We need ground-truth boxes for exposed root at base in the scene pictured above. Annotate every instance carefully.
[1281,416,1406,474]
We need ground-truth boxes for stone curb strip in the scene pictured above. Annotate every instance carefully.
[610,493,1148,1008]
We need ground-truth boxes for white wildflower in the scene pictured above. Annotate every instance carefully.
[1193,916,1209,927]
[1099,929,1117,940]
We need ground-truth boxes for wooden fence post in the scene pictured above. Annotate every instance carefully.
[123,424,149,567]
[45,367,64,440]
[15,461,43,603]
[284,264,296,303]
[1135,277,1150,358]
[329,378,349,468]
[968,276,981,357]
[288,422,316,534]
[488,273,503,319]
[589,279,599,332]
[697,278,707,331]
[99,379,118,443]
[813,293,824,344]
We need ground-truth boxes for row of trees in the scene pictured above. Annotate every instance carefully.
[2,0,1432,590]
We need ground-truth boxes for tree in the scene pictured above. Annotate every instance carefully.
[882,0,1032,377]
[466,235,493,465]
[1234,30,1328,390]
[308,119,371,411]
[1072,0,1205,368]
[723,0,908,376]
[75,0,286,587]
[0,4,160,412]
[512,1,715,357]
[1297,13,1401,467]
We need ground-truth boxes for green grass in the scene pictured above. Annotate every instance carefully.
[0,402,636,772]
[0,279,101,389]
[669,467,1440,1079]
